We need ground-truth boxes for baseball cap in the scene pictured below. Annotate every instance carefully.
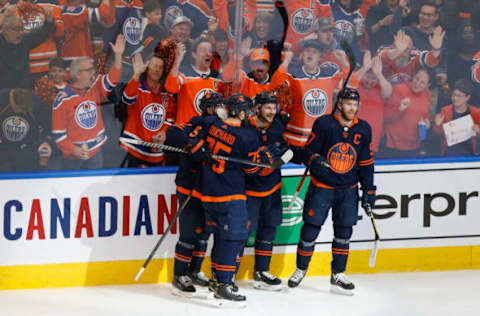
[250,48,270,62]
[315,17,334,32]
[171,16,193,28]
[301,39,324,52]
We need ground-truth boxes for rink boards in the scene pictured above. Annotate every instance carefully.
[1,158,480,289]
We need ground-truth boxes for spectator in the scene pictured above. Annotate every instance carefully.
[357,54,392,153]
[0,88,52,172]
[0,13,55,89]
[51,34,125,170]
[161,0,212,38]
[209,28,230,73]
[376,28,444,86]
[35,57,68,108]
[120,54,176,167]
[433,79,480,156]
[165,37,224,125]
[139,0,168,59]
[168,16,194,65]
[383,67,432,158]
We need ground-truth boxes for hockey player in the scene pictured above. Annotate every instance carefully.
[166,92,226,296]
[287,87,376,296]
[244,91,287,291]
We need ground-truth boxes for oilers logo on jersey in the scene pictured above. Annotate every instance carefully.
[327,142,357,173]
[164,5,182,30]
[194,88,216,115]
[123,17,142,45]
[75,101,98,129]
[334,20,355,44]
[2,116,30,142]
[291,8,315,35]
[389,73,412,86]
[141,103,166,131]
[302,88,328,117]
[22,12,44,33]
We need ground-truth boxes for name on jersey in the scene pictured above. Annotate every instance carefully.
[327,142,357,173]
[2,116,30,142]
[75,101,98,129]
[208,125,236,146]
[123,17,142,45]
[302,88,328,117]
[291,8,315,34]
[141,103,165,131]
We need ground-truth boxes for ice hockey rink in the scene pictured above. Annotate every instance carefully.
[1,270,478,316]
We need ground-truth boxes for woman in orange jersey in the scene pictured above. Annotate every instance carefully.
[120,53,176,167]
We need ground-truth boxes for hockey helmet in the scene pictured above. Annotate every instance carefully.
[254,91,278,108]
[226,94,254,118]
[199,91,224,114]
[338,87,360,103]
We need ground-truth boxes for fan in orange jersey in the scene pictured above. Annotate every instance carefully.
[120,54,176,167]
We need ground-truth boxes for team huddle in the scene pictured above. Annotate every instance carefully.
[157,86,376,307]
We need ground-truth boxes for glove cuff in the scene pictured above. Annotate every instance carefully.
[308,154,320,167]
[362,185,377,193]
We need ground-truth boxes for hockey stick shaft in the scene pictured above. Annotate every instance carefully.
[134,189,194,282]
[365,204,380,268]
[120,137,279,169]
[285,167,309,211]
[332,40,356,114]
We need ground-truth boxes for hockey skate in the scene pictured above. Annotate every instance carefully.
[187,270,209,287]
[214,283,247,308]
[171,275,196,298]
[288,268,306,288]
[330,273,355,296]
[253,271,282,291]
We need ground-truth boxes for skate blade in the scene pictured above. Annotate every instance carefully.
[253,281,283,291]
[214,298,247,309]
[330,284,354,296]
[171,288,215,299]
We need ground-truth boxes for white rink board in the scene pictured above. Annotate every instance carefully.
[1,161,480,266]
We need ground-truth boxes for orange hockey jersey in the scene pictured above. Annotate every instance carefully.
[120,78,176,163]
[51,65,121,158]
[272,62,343,147]
[165,65,224,125]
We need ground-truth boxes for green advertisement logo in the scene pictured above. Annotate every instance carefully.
[247,176,311,246]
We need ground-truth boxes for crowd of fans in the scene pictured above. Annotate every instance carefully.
[1,0,480,172]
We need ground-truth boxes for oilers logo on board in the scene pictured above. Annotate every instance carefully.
[291,8,315,35]
[334,20,355,44]
[2,116,30,142]
[164,5,182,30]
[302,88,328,117]
[75,101,98,129]
[327,142,357,174]
[194,88,215,114]
[123,17,142,45]
[141,103,165,131]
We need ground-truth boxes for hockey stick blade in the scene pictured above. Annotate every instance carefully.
[119,137,278,169]
[369,239,379,268]
[272,149,294,168]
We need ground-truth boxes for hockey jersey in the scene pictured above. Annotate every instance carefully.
[376,45,441,86]
[284,0,331,52]
[222,59,275,98]
[331,1,363,64]
[120,77,176,163]
[16,0,64,74]
[51,65,121,158]
[271,62,343,147]
[102,0,144,57]
[161,0,212,38]
[301,114,374,189]
[245,116,286,196]
[164,65,224,125]
[61,2,115,61]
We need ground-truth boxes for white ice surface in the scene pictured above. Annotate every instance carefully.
[0,270,478,316]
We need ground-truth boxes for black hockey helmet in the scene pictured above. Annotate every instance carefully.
[254,91,278,108]
[199,91,224,114]
[226,93,254,118]
[338,87,360,102]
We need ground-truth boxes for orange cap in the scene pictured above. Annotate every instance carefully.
[250,48,270,62]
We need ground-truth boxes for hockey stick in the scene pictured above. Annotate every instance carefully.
[331,40,356,114]
[120,137,293,169]
[365,204,380,268]
[134,189,194,282]
[285,167,309,212]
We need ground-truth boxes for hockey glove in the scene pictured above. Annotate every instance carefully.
[185,137,211,163]
[309,154,330,179]
[361,186,377,214]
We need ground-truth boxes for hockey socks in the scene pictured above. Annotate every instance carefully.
[331,226,353,273]
[174,240,194,276]
[211,236,244,285]
[254,225,276,272]
[296,223,321,270]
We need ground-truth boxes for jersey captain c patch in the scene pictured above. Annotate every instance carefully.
[75,101,98,129]
[141,103,165,131]
[303,88,328,117]
[327,142,357,174]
